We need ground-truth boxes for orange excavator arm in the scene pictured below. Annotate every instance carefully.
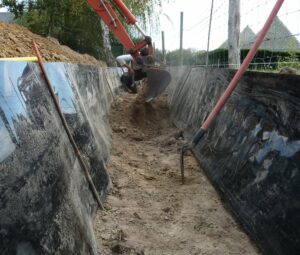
[88,0,171,103]
[87,0,153,58]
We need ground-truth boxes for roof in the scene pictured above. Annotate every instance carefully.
[219,16,300,51]
[219,25,256,49]
[258,16,300,51]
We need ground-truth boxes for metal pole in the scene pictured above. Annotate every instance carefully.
[179,12,184,66]
[181,0,286,184]
[32,41,105,211]
[206,0,214,66]
[196,0,285,137]
[162,31,166,64]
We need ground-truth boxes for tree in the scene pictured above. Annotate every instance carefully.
[2,0,166,63]
[3,0,104,58]
[166,48,200,66]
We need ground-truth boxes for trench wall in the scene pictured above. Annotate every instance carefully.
[1,62,300,255]
[0,62,121,254]
[168,67,300,255]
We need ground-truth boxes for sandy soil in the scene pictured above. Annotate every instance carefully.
[94,88,261,255]
[0,21,261,255]
[0,22,105,66]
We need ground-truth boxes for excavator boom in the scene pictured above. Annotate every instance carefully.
[87,0,171,101]
[87,0,151,58]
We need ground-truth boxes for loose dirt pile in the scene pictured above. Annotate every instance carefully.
[94,88,260,255]
[0,22,105,66]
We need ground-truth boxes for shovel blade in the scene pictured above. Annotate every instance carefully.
[145,68,171,102]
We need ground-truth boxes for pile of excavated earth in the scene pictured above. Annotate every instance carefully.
[1,22,260,255]
[0,22,105,66]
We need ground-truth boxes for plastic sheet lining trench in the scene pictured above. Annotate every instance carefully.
[0,61,121,255]
[167,67,300,255]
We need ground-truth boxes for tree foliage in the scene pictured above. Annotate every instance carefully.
[2,0,164,60]
[164,48,203,66]
[3,0,104,58]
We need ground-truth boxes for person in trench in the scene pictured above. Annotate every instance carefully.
[116,47,150,93]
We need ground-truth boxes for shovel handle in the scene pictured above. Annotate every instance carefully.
[192,0,285,145]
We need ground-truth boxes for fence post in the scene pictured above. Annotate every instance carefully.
[228,0,240,69]
[206,0,214,66]
[179,12,184,66]
[162,31,166,64]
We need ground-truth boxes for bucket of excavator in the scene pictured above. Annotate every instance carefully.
[144,67,171,103]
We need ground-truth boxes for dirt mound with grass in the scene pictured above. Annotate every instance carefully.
[0,22,105,66]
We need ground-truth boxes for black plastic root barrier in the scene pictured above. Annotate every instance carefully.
[0,62,121,254]
[168,67,300,255]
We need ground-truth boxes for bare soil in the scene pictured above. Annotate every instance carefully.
[0,22,105,66]
[94,88,260,255]
[1,22,260,255]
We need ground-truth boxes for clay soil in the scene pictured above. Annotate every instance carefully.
[0,22,105,66]
[94,88,261,255]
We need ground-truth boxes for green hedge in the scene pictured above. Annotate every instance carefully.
[196,49,300,70]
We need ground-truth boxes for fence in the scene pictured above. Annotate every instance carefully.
[155,0,300,72]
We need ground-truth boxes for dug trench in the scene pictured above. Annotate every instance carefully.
[93,87,260,255]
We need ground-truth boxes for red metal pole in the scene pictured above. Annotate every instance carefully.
[202,0,285,131]
[189,0,285,147]
[181,0,285,184]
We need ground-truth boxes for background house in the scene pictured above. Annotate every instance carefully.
[199,16,300,68]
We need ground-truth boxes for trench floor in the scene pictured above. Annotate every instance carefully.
[94,89,260,255]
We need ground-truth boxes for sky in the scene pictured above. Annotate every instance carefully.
[152,0,300,51]
[1,0,299,52]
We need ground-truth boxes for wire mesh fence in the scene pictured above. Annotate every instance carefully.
[155,0,300,72]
